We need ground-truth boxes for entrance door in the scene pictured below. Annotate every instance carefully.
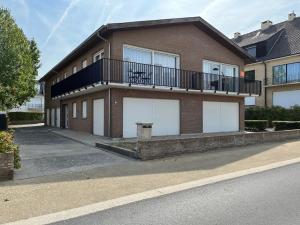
[56,107,60,128]
[93,99,104,136]
[51,109,55,127]
[64,105,69,129]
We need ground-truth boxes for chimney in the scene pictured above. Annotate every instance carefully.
[261,20,272,30]
[288,11,296,21]
[234,32,241,39]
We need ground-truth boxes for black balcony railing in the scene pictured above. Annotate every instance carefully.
[51,58,262,98]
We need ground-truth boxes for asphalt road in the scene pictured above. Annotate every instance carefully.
[52,163,300,225]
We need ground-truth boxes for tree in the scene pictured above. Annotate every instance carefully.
[0,8,40,111]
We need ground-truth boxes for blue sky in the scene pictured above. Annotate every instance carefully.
[0,0,299,78]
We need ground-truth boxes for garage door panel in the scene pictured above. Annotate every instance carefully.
[153,100,180,136]
[123,98,180,138]
[273,90,300,108]
[203,101,221,133]
[203,101,239,133]
[220,102,239,132]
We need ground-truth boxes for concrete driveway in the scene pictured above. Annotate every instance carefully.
[14,126,130,179]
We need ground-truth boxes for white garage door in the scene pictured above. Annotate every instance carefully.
[93,99,104,136]
[203,101,239,133]
[273,90,300,108]
[123,98,180,138]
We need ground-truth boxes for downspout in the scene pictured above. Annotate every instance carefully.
[263,61,267,107]
[97,32,112,137]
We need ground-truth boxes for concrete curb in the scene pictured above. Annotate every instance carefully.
[4,157,300,225]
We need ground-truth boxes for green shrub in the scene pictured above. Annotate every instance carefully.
[272,121,300,131]
[245,120,268,132]
[0,130,20,169]
[8,112,43,122]
[245,106,300,126]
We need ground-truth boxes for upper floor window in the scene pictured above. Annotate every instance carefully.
[72,66,77,74]
[82,59,87,69]
[64,72,67,79]
[273,62,300,84]
[245,70,256,81]
[93,50,104,62]
[203,60,238,77]
[123,45,180,85]
[245,46,256,57]
[56,77,60,83]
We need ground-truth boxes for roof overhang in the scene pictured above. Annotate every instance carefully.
[40,17,255,82]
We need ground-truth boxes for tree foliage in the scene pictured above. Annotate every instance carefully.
[0,8,40,110]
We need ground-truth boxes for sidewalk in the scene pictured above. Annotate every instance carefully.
[1,139,300,223]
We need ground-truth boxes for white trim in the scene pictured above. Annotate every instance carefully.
[93,49,104,62]
[246,53,300,66]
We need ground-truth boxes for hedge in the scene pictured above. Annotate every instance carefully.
[0,131,20,169]
[245,106,300,126]
[272,121,300,131]
[7,112,43,122]
[245,120,268,132]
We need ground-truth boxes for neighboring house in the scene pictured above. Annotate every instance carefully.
[10,82,44,113]
[233,12,300,108]
[39,17,261,138]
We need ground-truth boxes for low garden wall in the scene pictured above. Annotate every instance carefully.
[0,152,14,180]
[136,130,300,160]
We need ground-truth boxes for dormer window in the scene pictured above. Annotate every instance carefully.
[245,46,256,57]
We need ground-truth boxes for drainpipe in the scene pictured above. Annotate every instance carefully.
[263,61,267,107]
[97,32,112,137]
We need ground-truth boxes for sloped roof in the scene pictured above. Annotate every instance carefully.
[233,17,300,61]
[40,17,254,81]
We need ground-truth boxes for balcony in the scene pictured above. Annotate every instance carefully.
[51,58,262,98]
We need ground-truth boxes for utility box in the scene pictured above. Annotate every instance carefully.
[136,122,153,140]
[0,113,8,131]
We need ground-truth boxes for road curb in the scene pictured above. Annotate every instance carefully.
[4,157,300,225]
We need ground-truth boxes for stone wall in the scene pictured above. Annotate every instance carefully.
[0,153,14,181]
[136,130,300,160]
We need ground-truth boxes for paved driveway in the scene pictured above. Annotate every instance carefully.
[14,126,130,179]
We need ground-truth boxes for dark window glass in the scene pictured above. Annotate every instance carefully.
[287,62,300,82]
[273,65,287,84]
[246,46,256,57]
[245,70,255,82]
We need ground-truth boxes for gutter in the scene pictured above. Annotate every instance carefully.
[96,32,112,137]
[263,61,267,107]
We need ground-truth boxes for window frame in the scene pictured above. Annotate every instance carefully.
[245,45,256,57]
[93,49,104,63]
[72,66,77,74]
[203,59,239,77]
[82,100,87,119]
[122,44,180,69]
[82,59,87,69]
[72,102,77,118]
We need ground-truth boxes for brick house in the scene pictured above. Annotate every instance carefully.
[233,12,300,108]
[39,17,261,138]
